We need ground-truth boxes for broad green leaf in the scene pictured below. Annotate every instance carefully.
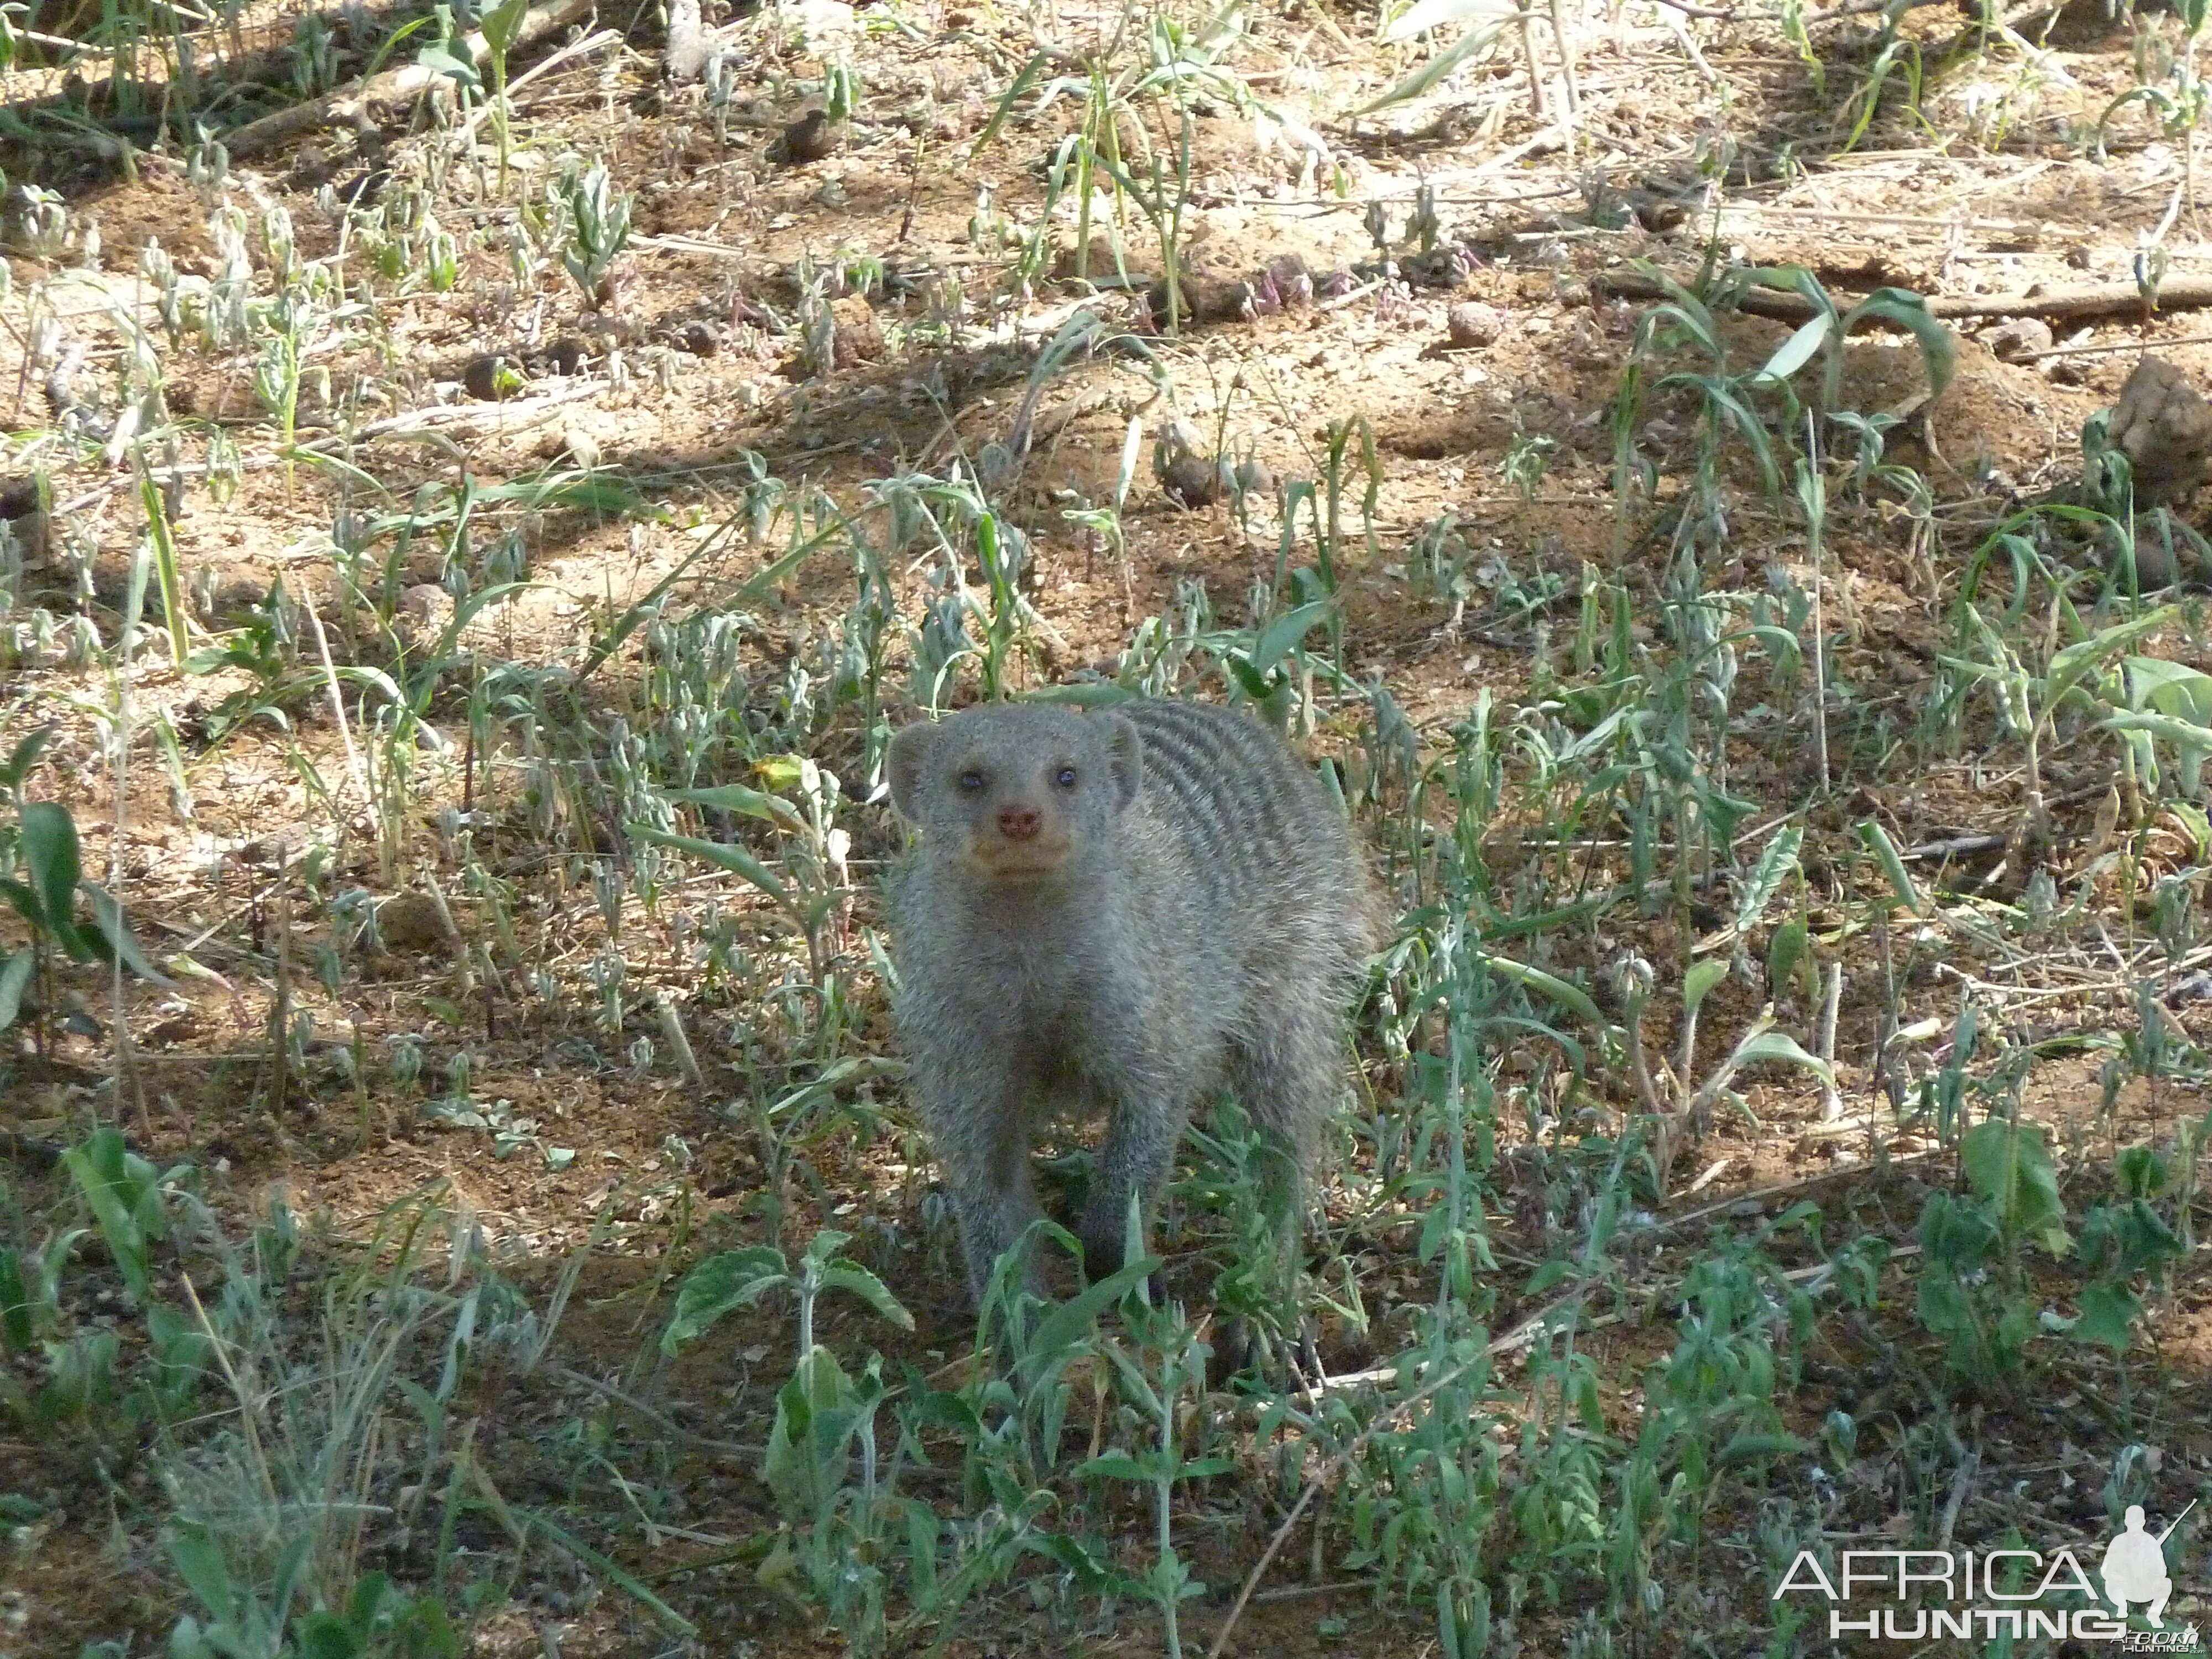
[1730,1027,1834,1085]
[2047,605,2176,708]
[1717,1432,1811,1467]
[0,949,31,1031]
[1026,683,1138,708]
[1754,312,1833,385]
[415,39,481,88]
[1748,265,1840,316]
[1477,952,1607,1030]
[664,782,806,830]
[1078,1453,1150,1482]
[167,1523,238,1624]
[1839,289,1956,398]
[661,1246,791,1353]
[1247,598,1336,676]
[2174,801,2212,858]
[2116,1145,2168,1199]
[1857,820,1924,915]
[2104,711,2212,794]
[80,882,177,987]
[295,1609,365,1659]
[0,877,40,932]
[818,1261,916,1331]
[20,801,87,956]
[1767,918,1811,1005]
[0,722,54,790]
[628,823,792,909]
[2123,654,2212,721]
[1734,822,1803,934]
[1682,958,1729,1016]
[1960,1118,2068,1254]
[2070,1279,2142,1350]
[480,0,530,54]
[63,1128,160,1303]
[1023,1255,1161,1382]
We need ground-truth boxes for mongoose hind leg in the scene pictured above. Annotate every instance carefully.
[1231,998,1349,1265]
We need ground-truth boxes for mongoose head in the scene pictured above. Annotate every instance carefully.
[887,703,1142,881]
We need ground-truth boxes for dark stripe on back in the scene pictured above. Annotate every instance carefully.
[1129,708,1251,877]
[1125,702,1332,896]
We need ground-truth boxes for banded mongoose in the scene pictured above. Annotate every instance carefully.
[885,697,1380,1306]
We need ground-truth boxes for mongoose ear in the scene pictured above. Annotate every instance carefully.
[886,722,937,821]
[1103,715,1143,812]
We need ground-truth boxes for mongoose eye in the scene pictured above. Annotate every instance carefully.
[958,770,985,793]
[1054,767,1077,789]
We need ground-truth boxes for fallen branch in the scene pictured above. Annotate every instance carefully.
[221,0,599,159]
[1596,269,2212,325]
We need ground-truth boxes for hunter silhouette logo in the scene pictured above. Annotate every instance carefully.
[2103,1503,2193,1627]
[1773,1498,2201,1643]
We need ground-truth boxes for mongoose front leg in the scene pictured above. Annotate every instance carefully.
[912,1055,1046,1305]
[1078,1087,1192,1286]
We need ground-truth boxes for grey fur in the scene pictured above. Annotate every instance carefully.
[884,697,1380,1305]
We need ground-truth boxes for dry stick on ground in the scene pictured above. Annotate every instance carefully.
[1597,270,2212,323]
[264,847,292,1122]
[219,0,599,159]
[304,598,372,821]
[2022,331,2212,361]
[1816,961,1845,1123]
[453,28,624,143]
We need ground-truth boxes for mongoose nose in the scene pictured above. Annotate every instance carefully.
[998,806,1042,841]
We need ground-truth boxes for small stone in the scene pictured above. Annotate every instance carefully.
[830,296,884,366]
[1161,450,1225,508]
[375,890,452,952]
[2109,356,2212,506]
[1629,190,1689,232]
[399,584,452,639]
[335,168,388,208]
[462,353,524,402]
[778,109,845,164]
[1447,301,1503,349]
[1147,275,1251,330]
[0,478,50,566]
[1985,317,2054,362]
[1052,232,1124,282]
